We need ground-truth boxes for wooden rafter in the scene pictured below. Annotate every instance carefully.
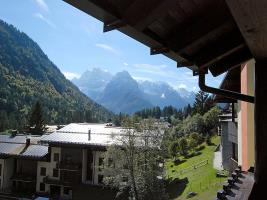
[226,0,267,59]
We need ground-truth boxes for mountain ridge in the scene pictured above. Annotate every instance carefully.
[0,19,113,130]
[73,68,195,114]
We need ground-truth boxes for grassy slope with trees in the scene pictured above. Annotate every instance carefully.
[106,91,225,200]
[161,91,225,199]
[166,136,227,200]
[0,19,113,131]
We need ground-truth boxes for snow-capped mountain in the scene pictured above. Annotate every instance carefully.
[72,68,112,100]
[72,69,195,114]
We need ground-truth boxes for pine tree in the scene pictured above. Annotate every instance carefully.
[0,110,9,131]
[29,101,45,134]
[193,91,214,115]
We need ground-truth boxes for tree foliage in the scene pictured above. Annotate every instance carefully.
[0,19,113,130]
[28,101,45,134]
[193,91,214,115]
[103,118,168,200]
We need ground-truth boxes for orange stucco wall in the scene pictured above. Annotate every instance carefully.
[240,61,255,171]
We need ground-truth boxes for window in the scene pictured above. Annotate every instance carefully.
[98,174,104,184]
[63,187,71,195]
[99,157,104,171]
[53,169,59,177]
[40,167,46,176]
[40,183,45,191]
[54,153,59,162]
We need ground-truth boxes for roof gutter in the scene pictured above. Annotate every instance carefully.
[199,72,254,103]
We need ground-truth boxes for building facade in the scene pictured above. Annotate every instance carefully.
[216,59,255,173]
[0,123,125,199]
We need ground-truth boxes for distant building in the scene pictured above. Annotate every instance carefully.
[218,112,238,172]
[215,60,255,173]
[0,134,48,194]
[0,123,161,199]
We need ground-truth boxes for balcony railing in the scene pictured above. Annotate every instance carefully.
[58,161,82,171]
[43,173,81,186]
[11,173,36,182]
[43,176,73,186]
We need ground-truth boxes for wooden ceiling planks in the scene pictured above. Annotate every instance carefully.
[64,0,260,75]
[226,0,267,60]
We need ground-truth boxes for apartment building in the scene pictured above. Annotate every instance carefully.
[0,134,48,195]
[0,123,125,199]
[216,60,255,174]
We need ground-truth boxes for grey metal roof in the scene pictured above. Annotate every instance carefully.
[0,134,48,157]
[0,135,27,144]
[41,132,119,146]
[40,123,123,146]
[0,134,44,144]
[21,145,48,158]
[58,123,123,134]
[0,142,24,155]
[40,123,163,148]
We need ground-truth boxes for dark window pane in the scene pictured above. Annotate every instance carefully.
[40,167,46,176]
[53,169,59,177]
[54,153,59,162]
[63,187,71,195]
[98,174,104,184]
[40,183,45,191]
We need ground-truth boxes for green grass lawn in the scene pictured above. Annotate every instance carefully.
[165,136,227,200]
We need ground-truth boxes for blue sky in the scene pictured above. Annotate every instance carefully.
[0,0,224,91]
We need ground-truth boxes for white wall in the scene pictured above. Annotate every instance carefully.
[93,151,104,184]
[0,158,14,191]
[36,147,61,193]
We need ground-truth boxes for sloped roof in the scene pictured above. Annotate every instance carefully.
[40,123,162,148]
[0,143,25,156]
[20,145,48,158]
[40,123,124,147]
[0,134,48,158]
[0,134,44,144]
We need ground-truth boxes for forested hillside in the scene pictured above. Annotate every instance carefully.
[0,19,113,131]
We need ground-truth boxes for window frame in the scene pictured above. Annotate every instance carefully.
[40,167,46,176]
[40,183,45,192]
[54,153,59,162]
[53,168,59,178]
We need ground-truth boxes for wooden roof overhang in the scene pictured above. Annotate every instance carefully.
[64,0,267,77]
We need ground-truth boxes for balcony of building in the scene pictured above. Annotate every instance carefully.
[58,161,82,171]
[43,170,81,187]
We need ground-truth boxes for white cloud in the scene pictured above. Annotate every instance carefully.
[161,93,166,99]
[33,13,56,29]
[178,84,187,89]
[132,76,152,82]
[123,62,129,66]
[34,0,49,12]
[132,63,183,81]
[63,71,80,80]
[95,43,119,54]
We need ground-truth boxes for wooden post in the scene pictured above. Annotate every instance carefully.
[253,60,267,197]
